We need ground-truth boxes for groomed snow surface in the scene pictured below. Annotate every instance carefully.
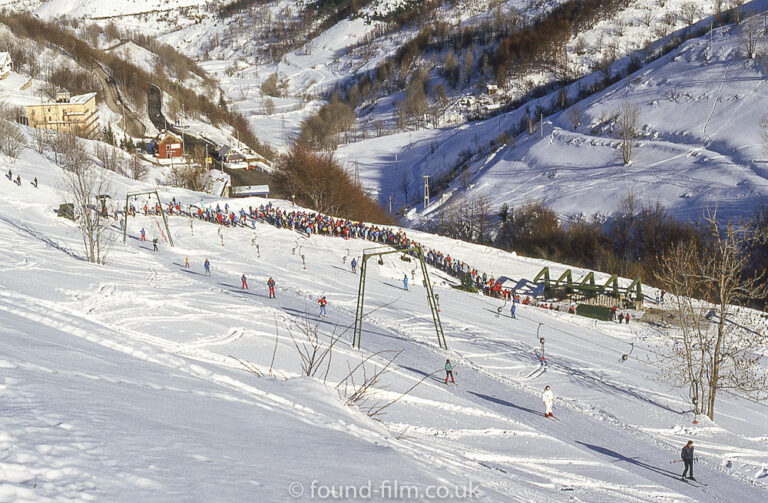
[1,140,768,502]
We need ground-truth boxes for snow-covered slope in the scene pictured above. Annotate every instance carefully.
[337,11,768,223]
[1,130,767,501]
[34,0,206,19]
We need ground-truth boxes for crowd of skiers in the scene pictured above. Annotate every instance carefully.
[131,199,530,304]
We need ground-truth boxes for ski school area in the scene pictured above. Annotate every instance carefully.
[2,169,768,501]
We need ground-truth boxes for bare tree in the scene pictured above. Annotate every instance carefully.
[679,2,701,26]
[95,143,125,175]
[32,127,47,155]
[166,160,207,191]
[0,120,25,159]
[711,0,724,14]
[60,137,114,264]
[740,18,760,59]
[656,212,768,420]
[126,154,149,181]
[729,0,745,23]
[47,131,71,166]
[615,102,640,165]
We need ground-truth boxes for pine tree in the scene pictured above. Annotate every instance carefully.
[498,203,510,224]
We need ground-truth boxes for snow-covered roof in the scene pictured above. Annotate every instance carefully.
[68,92,97,104]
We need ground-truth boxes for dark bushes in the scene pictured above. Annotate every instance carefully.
[493,199,704,287]
[272,142,392,224]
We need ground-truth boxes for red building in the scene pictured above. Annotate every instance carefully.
[156,131,183,159]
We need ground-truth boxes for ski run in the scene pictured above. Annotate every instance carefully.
[1,145,767,502]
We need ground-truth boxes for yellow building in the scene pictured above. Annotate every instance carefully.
[26,92,99,139]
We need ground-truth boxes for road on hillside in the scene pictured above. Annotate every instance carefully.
[92,61,146,138]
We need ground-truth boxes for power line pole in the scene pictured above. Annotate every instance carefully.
[423,175,430,210]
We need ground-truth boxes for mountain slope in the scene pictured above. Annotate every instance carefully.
[1,131,767,500]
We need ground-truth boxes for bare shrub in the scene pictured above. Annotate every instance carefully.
[567,103,583,129]
[126,155,149,181]
[95,143,125,175]
[166,159,207,191]
[0,120,25,159]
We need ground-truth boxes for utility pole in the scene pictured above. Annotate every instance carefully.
[389,195,393,217]
[540,113,544,138]
[423,175,430,210]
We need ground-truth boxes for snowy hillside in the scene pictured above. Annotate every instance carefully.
[1,128,768,501]
[336,7,768,223]
[6,0,764,221]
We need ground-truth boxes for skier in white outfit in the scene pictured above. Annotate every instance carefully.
[542,385,555,418]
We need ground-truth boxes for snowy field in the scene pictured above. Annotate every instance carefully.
[1,139,768,501]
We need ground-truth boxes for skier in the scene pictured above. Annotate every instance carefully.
[625,313,630,324]
[241,274,248,289]
[140,228,146,241]
[318,296,327,317]
[619,312,624,324]
[204,259,211,276]
[681,440,695,481]
[542,385,555,418]
[152,238,158,251]
[611,305,618,321]
[403,274,409,291]
[184,257,190,268]
[267,277,276,299]
[510,299,517,319]
[33,177,38,188]
[444,359,455,384]
[660,289,666,303]
[351,257,357,273]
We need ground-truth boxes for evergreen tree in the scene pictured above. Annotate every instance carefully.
[498,203,510,225]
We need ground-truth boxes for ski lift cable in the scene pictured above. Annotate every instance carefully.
[510,310,665,370]
[476,294,665,360]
